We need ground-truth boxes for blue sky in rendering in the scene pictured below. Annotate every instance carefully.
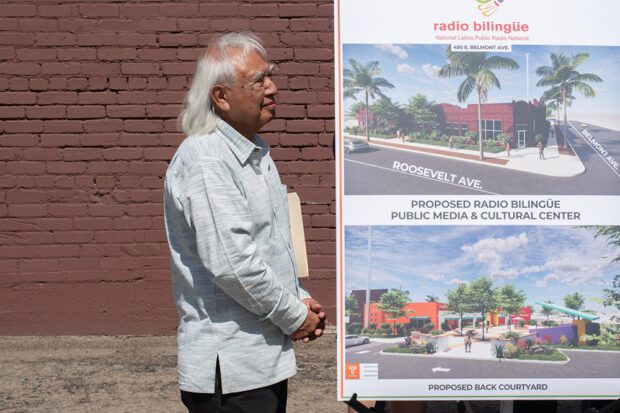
[344,226,620,313]
[342,44,620,117]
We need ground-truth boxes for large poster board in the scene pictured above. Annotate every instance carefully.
[335,0,620,401]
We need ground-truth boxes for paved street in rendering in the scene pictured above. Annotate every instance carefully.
[343,121,620,195]
[345,341,620,379]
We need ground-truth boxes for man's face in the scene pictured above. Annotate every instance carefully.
[215,50,278,139]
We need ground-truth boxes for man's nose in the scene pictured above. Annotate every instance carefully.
[265,76,278,95]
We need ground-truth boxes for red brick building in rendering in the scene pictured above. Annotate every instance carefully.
[363,301,532,331]
[436,100,548,148]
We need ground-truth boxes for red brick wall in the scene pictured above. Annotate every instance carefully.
[0,1,335,335]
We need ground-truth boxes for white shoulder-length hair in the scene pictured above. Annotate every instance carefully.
[178,32,268,137]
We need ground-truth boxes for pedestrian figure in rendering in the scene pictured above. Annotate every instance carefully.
[505,140,511,158]
[538,140,545,160]
[449,136,455,150]
[164,32,325,413]
[464,331,472,353]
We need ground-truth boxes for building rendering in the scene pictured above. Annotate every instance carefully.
[436,100,548,148]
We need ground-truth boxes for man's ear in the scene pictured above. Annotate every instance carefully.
[210,85,230,113]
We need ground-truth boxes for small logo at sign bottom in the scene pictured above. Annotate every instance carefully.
[346,363,378,380]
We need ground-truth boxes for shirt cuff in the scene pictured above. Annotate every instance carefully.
[263,290,308,336]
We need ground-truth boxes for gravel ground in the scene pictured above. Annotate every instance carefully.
[0,332,595,412]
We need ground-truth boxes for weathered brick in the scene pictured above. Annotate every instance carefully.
[0,47,15,60]
[295,48,333,61]
[106,105,145,118]
[78,92,117,105]
[19,19,58,32]
[79,4,119,17]
[21,148,61,161]
[66,105,105,119]
[36,33,75,46]
[46,162,88,174]
[77,33,117,46]
[128,77,146,90]
[0,106,25,119]
[103,147,142,160]
[198,3,238,16]
[0,91,36,104]
[137,48,176,61]
[158,34,197,47]
[43,121,83,134]
[48,204,89,217]
[161,62,194,75]
[279,4,317,17]
[117,34,157,46]
[159,3,198,16]
[210,19,250,31]
[0,62,40,75]
[177,19,211,32]
[58,48,96,61]
[38,5,73,17]
[146,104,180,118]
[38,91,77,104]
[0,33,35,45]
[98,48,137,61]
[143,147,175,160]
[1,133,37,147]
[97,19,135,32]
[8,204,47,217]
[250,18,289,32]
[119,4,159,17]
[0,5,36,17]
[16,48,56,61]
[124,120,163,132]
[63,148,102,161]
[121,63,160,75]
[84,119,123,133]
[4,120,44,133]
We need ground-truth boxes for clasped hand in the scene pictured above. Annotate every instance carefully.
[290,298,326,343]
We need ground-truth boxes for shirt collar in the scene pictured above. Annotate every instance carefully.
[216,119,269,164]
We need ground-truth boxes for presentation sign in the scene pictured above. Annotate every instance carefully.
[335,0,620,401]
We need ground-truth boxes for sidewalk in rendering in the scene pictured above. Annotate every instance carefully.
[344,132,586,178]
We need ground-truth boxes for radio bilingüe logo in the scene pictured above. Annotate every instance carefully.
[476,0,505,16]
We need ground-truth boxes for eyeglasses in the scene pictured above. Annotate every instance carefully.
[244,63,277,90]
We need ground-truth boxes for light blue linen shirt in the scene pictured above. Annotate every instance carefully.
[164,119,311,394]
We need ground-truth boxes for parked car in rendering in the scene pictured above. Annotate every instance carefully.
[343,139,369,154]
[345,335,370,347]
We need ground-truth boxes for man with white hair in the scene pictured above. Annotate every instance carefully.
[164,32,325,412]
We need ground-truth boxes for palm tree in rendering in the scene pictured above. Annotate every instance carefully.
[536,53,602,149]
[343,59,394,141]
[439,48,519,160]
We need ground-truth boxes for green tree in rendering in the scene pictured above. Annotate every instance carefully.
[347,101,366,119]
[592,226,620,310]
[467,277,498,340]
[497,284,526,331]
[564,292,586,316]
[378,288,411,334]
[345,293,359,320]
[541,300,556,325]
[446,283,472,336]
[602,275,620,311]
[343,59,395,141]
[405,94,438,133]
[370,96,401,130]
[438,48,519,160]
[425,294,439,302]
[536,52,602,149]
[541,88,574,126]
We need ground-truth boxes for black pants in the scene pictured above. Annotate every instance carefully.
[180,362,287,413]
